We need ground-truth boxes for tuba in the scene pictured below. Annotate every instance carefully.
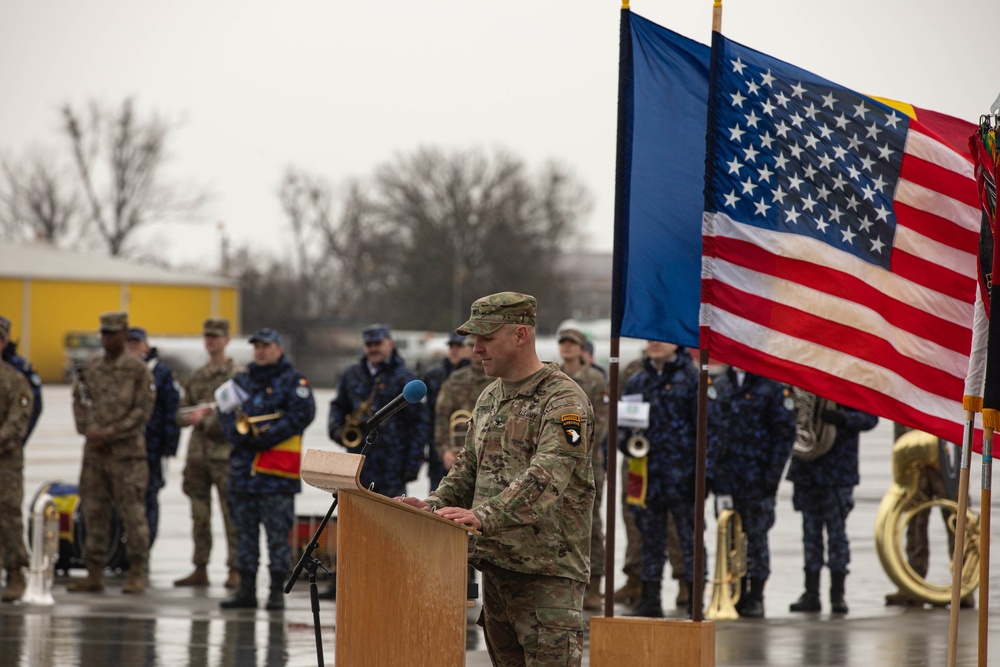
[449,409,472,449]
[874,430,979,605]
[625,429,650,458]
[705,508,748,620]
[791,387,837,461]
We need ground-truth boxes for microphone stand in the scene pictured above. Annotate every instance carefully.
[284,427,380,667]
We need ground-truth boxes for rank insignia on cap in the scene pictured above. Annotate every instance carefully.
[561,414,582,445]
[19,395,29,407]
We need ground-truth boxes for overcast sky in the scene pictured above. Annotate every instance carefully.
[1,0,996,270]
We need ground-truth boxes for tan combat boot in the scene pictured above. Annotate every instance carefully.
[614,575,642,607]
[584,575,603,611]
[122,559,146,594]
[67,564,105,593]
[2,568,26,602]
[224,568,241,590]
[173,565,209,587]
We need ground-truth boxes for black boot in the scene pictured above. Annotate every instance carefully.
[627,580,664,618]
[220,570,257,609]
[830,571,848,614]
[317,572,336,600]
[734,576,750,614]
[266,571,287,611]
[740,578,765,618]
[789,570,821,613]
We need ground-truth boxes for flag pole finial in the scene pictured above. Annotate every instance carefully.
[713,0,723,32]
[622,0,629,8]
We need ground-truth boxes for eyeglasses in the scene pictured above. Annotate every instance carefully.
[99,329,120,336]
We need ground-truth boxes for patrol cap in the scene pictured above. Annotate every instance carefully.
[0,316,10,338]
[362,324,392,344]
[249,327,282,346]
[456,292,536,336]
[447,333,466,346]
[558,328,587,347]
[127,327,148,342]
[203,317,230,336]
[99,311,129,333]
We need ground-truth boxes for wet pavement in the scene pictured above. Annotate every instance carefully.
[1,384,997,665]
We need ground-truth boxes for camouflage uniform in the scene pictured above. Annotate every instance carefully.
[707,369,796,614]
[328,348,428,498]
[72,339,156,571]
[0,361,32,595]
[422,353,470,491]
[178,357,241,572]
[1,336,42,442]
[139,346,181,546]
[433,360,492,462]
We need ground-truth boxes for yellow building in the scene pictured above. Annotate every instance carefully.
[0,242,239,383]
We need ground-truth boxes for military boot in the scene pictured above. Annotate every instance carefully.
[265,571,287,611]
[584,575,603,611]
[2,568,26,602]
[830,571,848,614]
[789,570,821,612]
[614,574,642,607]
[67,563,105,593]
[224,568,241,590]
[740,577,766,618]
[626,580,664,618]
[173,565,209,587]
[675,579,691,609]
[122,559,147,594]
[221,570,257,609]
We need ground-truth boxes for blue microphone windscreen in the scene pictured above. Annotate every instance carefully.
[403,380,427,403]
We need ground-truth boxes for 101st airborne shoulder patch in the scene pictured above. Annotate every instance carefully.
[561,413,582,445]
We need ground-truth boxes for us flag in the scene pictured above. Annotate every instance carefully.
[700,33,981,443]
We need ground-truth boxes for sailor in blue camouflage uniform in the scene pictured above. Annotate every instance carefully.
[126,327,181,548]
[0,317,42,442]
[421,332,471,491]
[787,399,878,615]
[707,367,796,618]
[328,324,429,498]
[218,328,315,611]
[620,340,701,618]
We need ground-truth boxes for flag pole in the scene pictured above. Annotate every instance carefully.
[948,407,976,667]
[979,429,992,667]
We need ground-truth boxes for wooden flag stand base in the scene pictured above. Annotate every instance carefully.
[590,617,715,666]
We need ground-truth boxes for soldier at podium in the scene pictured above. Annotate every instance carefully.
[401,292,596,667]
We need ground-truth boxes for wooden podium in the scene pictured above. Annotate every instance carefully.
[301,449,475,666]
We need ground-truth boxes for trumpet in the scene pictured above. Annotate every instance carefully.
[625,429,650,458]
[705,508,748,620]
[178,401,217,416]
[449,409,472,449]
[236,410,283,436]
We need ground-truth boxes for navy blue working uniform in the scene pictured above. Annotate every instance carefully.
[142,347,181,545]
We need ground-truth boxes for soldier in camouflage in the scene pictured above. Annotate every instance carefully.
[126,326,181,550]
[433,338,491,471]
[620,341,701,619]
[218,328,315,611]
[787,402,878,614]
[68,311,156,595]
[0,317,42,442]
[558,327,610,612]
[401,292,596,667]
[421,332,471,491]
[0,356,33,602]
[707,367,796,618]
[173,318,241,590]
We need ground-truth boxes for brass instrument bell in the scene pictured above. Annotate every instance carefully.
[235,411,283,436]
[449,409,472,448]
[626,430,650,458]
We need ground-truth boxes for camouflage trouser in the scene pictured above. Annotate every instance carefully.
[182,457,237,568]
[227,491,293,574]
[589,443,606,574]
[145,456,167,547]
[906,466,956,577]
[478,562,586,667]
[0,459,28,569]
[792,484,854,574]
[733,495,777,581]
[79,451,150,565]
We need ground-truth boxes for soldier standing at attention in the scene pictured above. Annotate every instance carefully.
[401,292,595,666]
[173,318,242,590]
[126,327,181,549]
[421,332,471,491]
[0,354,33,602]
[433,337,491,473]
[707,368,796,618]
[0,316,42,443]
[218,328,315,611]
[68,311,155,595]
[558,327,610,612]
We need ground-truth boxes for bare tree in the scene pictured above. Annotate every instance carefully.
[0,148,79,244]
[62,98,207,256]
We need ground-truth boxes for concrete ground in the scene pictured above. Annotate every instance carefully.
[0,384,997,665]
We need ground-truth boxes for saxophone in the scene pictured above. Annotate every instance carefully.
[341,379,380,449]
[790,387,837,461]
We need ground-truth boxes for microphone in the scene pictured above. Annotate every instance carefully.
[364,380,427,431]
